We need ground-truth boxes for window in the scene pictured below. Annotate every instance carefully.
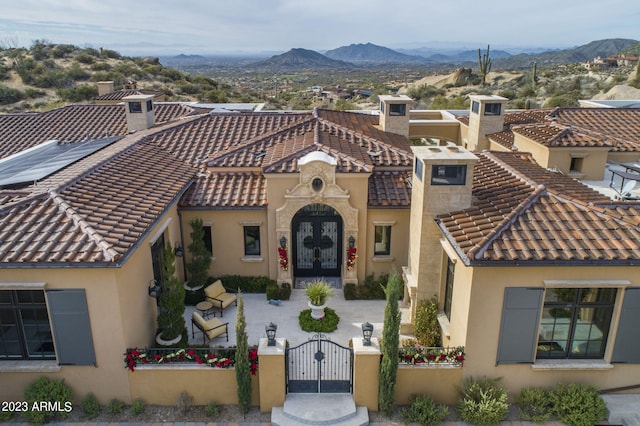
[570,157,583,173]
[128,101,142,113]
[243,226,261,256]
[444,258,455,320]
[484,103,501,116]
[431,165,467,185]
[414,157,423,182]
[146,100,153,111]
[150,233,165,286]
[389,103,406,116]
[203,225,213,255]
[374,226,391,256]
[0,290,54,360]
[537,288,616,359]
[471,101,480,114]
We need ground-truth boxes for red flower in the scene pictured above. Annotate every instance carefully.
[187,349,196,356]
[438,354,447,362]
[131,349,141,357]
[427,354,436,361]
[195,356,203,364]
[153,354,162,360]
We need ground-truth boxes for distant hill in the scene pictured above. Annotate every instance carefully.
[494,38,639,68]
[251,48,353,70]
[324,42,432,64]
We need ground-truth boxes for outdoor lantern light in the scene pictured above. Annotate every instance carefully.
[266,322,278,346]
[362,322,373,346]
[148,279,161,299]
[280,235,287,249]
[174,243,184,257]
[348,235,355,249]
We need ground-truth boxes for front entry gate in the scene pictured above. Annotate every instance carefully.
[286,334,353,393]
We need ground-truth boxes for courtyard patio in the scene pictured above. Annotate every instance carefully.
[183,288,391,348]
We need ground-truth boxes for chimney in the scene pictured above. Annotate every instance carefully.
[123,94,155,132]
[378,94,412,137]
[466,94,507,151]
[96,81,114,96]
[404,145,478,322]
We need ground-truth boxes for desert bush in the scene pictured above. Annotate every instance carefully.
[457,376,508,425]
[106,398,124,414]
[80,393,100,419]
[549,383,607,426]
[130,398,145,416]
[401,394,449,426]
[176,391,193,415]
[23,377,72,424]
[517,387,552,423]
[205,400,220,418]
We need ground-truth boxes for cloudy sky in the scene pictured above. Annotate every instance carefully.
[0,0,638,55]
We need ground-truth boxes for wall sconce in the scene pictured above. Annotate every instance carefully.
[174,243,184,257]
[148,279,161,299]
[362,322,373,346]
[348,235,355,249]
[266,322,278,346]
[280,235,287,249]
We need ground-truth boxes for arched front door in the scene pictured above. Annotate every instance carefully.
[292,204,343,277]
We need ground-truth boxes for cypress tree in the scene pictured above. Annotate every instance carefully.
[186,218,211,289]
[235,293,251,415]
[378,269,401,416]
[157,242,185,341]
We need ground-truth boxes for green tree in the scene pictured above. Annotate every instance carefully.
[378,269,401,416]
[235,293,252,415]
[186,218,211,289]
[156,242,185,341]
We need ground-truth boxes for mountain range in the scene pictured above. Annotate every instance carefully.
[163,39,639,71]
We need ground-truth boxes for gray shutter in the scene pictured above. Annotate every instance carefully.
[612,288,640,363]
[46,289,96,366]
[496,287,543,364]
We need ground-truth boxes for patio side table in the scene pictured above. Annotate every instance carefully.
[196,301,214,319]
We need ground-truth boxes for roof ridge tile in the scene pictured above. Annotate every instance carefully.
[48,189,120,262]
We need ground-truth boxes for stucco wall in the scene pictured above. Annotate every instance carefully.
[457,264,640,396]
[395,365,463,405]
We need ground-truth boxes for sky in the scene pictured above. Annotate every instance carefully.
[0,0,638,56]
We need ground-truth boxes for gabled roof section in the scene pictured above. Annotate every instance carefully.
[180,172,266,208]
[437,151,640,264]
[94,89,163,101]
[512,122,612,148]
[368,171,412,208]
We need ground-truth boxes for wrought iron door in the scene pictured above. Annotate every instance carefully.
[292,204,342,277]
[286,334,353,393]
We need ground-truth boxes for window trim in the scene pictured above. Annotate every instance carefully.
[373,225,392,256]
[242,225,261,257]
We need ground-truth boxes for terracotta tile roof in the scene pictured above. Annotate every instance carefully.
[438,151,640,264]
[368,171,412,208]
[0,103,194,160]
[180,172,266,208]
[0,141,194,264]
[512,123,612,148]
[94,89,163,101]
[549,108,640,143]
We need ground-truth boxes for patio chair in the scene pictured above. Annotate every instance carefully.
[191,311,229,344]
[204,280,237,317]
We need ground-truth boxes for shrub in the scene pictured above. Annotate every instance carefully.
[457,376,508,425]
[235,294,251,415]
[157,242,186,341]
[205,400,220,418]
[80,393,100,419]
[549,383,607,426]
[213,275,273,293]
[299,307,340,332]
[414,298,441,347]
[517,387,552,423]
[130,398,145,415]
[0,411,12,421]
[400,394,449,426]
[343,283,358,300]
[106,398,124,414]
[186,218,211,290]
[266,281,291,300]
[305,279,333,305]
[23,377,72,424]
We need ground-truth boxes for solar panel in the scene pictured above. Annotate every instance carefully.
[0,136,122,187]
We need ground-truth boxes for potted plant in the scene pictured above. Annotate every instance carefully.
[305,279,334,319]
[186,218,211,292]
[156,242,186,346]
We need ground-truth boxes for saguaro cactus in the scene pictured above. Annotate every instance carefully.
[478,44,492,85]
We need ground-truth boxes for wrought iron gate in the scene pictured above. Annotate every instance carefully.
[286,334,353,393]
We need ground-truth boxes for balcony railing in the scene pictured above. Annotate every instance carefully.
[124,347,257,373]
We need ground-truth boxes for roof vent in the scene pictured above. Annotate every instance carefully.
[428,147,441,152]
[367,150,381,157]
[446,146,459,152]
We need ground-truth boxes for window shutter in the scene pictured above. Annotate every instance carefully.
[612,288,640,363]
[496,287,543,364]
[46,289,96,366]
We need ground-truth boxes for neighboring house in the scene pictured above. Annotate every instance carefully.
[1,89,640,402]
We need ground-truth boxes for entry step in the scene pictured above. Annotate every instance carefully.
[271,393,369,426]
